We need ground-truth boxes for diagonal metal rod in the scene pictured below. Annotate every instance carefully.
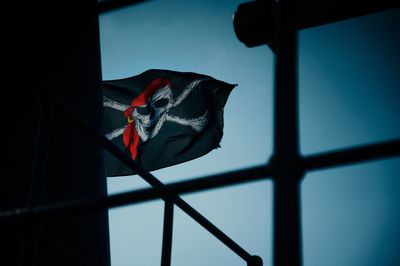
[55,100,255,262]
[174,197,258,263]
[161,200,174,266]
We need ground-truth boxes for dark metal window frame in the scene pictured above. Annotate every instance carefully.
[1,1,400,266]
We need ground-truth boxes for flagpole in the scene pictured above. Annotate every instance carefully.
[271,0,303,266]
[161,200,174,266]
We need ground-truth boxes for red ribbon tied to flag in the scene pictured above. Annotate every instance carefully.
[123,77,172,160]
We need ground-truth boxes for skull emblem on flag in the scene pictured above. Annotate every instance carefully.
[101,69,235,176]
[103,77,209,159]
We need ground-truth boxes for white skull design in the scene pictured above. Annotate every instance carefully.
[103,79,209,143]
[132,84,174,141]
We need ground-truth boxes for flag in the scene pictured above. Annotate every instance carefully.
[102,69,236,177]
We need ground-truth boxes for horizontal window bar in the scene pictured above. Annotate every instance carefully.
[97,0,150,13]
[303,139,400,171]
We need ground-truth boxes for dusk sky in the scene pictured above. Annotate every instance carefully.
[99,1,400,265]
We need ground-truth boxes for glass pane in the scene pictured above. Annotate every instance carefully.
[107,180,272,266]
[177,180,273,266]
[302,157,400,266]
[108,202,164,266]
[299,8,400,155]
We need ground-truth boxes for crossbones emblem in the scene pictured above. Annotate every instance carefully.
[103,77,209,159]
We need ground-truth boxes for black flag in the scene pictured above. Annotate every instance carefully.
[102,69,235,177]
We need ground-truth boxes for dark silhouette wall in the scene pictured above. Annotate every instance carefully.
[1,1,110,265]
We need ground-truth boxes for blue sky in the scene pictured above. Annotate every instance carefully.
[99,1,400,265]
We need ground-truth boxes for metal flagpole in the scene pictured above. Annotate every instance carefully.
[161,200,174,266]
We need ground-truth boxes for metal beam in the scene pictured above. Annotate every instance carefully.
[97,0,150,13]
[233,0,400,48]
[1,138,399,223]
[303,139,400,171]
[271,0,302,265]
[1,138,399,224]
